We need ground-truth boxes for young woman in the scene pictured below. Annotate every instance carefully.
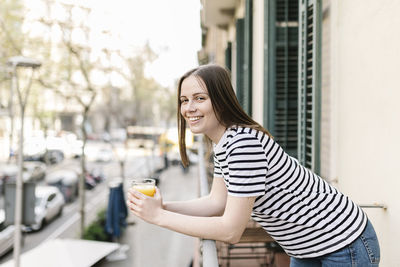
[127,64,380,266]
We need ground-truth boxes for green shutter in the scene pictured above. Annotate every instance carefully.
[298,0,321,173]
[243,0,253,116]
[236,18,245,108]
[236,0,253,116]
[264,0,299,158]
[225,42,232,71]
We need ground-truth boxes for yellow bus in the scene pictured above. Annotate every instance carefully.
[126,126,164,149]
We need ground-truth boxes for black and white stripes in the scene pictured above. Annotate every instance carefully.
[213,126,367,258]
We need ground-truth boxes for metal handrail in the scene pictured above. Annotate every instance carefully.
[359,204,387,210]
[198,136,219,267]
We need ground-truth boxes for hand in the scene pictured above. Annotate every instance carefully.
[127,187,163,225]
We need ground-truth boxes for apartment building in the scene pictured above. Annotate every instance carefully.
[199,0,400,265]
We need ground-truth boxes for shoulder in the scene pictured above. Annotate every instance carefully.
[228,126,265,144]
[223,126,267,154]
[215,126,271,154]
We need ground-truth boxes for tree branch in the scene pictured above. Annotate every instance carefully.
[0,17,23,55]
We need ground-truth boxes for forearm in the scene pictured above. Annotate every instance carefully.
[156,209,240,243]
[163,195,224,217]
[128,189,255,244]
[156,196,256,244]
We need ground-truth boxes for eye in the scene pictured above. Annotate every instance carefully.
[196,96,206,101]
[180,98,188,104]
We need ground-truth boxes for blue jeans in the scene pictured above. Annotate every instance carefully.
[290,219,380,267]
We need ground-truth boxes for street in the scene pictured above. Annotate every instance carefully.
[95,162,198,267]
[0,143,166,265]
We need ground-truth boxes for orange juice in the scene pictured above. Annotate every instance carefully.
[131,178,156,197]
[132,185,156,197]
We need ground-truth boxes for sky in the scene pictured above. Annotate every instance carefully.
[25,0,202,88]
[89,0,202,87]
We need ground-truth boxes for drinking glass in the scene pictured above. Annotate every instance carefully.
[131,178,156,197]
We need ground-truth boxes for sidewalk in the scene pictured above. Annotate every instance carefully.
[95,164,199,267]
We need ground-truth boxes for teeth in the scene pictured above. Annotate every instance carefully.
[189,117,201,121]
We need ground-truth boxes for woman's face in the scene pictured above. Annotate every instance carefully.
[180,76,226,143]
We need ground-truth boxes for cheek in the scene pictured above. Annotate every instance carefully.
[180,105,185,116]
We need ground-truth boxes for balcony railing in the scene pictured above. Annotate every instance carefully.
[198,136,219,267]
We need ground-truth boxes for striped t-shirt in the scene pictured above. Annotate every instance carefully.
[213,126,367,258]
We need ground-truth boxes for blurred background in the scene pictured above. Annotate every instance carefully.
[1,0,399,267]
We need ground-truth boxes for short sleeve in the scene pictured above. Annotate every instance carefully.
[226,137,268,197]
[213,154,223,177]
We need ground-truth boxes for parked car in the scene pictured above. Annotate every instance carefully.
[68,166,101,190]
[46,170,79,203]
[84,143,113,163]
[23,136,65,164]
[25,186,65,231]
[23,161,46,182]
[96,147,113,163]
[0,209,15,257]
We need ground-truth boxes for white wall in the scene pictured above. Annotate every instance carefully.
[331,1,400,265]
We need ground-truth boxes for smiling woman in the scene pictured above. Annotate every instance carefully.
[127,64,380,266]
[179,76,225,142]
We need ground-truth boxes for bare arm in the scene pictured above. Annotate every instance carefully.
[158,195,255,243]
[162,176,227,217]
[127,187,255,244]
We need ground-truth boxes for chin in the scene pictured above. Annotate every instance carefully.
[188,126,203,134]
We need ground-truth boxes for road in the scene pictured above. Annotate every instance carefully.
[95,161,198,267]
[0,143,164,265]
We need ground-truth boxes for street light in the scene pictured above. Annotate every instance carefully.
[7,57,42,158]
[7,56,42,69]
[6,56,41,267]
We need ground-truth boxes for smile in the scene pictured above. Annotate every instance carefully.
[188,116,202,121]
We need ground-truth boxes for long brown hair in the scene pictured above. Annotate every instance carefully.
[177,64,272,167]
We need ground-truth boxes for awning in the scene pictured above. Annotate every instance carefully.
[1,238,120,267]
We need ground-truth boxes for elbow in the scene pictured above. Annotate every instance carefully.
[222,231,242,244]
[225,235,241,245]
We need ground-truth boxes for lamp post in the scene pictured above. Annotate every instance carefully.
[6,56,41,267]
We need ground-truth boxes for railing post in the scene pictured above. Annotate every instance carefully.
[198,135,219,267]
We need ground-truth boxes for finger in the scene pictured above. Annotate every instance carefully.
[155,187,161,197]
[126,200,137,211]
[128,188,146,199]
[127,199,143,213]
[128,195,143,206]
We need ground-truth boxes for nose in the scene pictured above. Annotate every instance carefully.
[188,100,197,111]
[182,99,196,113]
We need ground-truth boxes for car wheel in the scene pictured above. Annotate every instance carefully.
[32,219,43,231]
[57,207,63,217]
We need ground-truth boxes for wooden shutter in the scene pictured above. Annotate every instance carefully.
[264,0,299,157]
[298,0,321,173]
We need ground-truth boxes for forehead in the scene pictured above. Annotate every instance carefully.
[180,76,208,96]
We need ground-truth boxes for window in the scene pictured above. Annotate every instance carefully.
[47,193,56,203]
[264,0,299,158]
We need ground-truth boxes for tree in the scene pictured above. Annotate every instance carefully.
[36,2,100,237]
[0,0,25,160]
[117,44,165,126]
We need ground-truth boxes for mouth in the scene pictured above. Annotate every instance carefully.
[187,116,202,123]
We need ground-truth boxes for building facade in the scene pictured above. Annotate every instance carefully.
[200,0,400,265]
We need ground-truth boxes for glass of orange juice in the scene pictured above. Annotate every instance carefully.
[131,178,156,197]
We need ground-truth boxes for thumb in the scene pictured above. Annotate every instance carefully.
[155,186,162,198]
